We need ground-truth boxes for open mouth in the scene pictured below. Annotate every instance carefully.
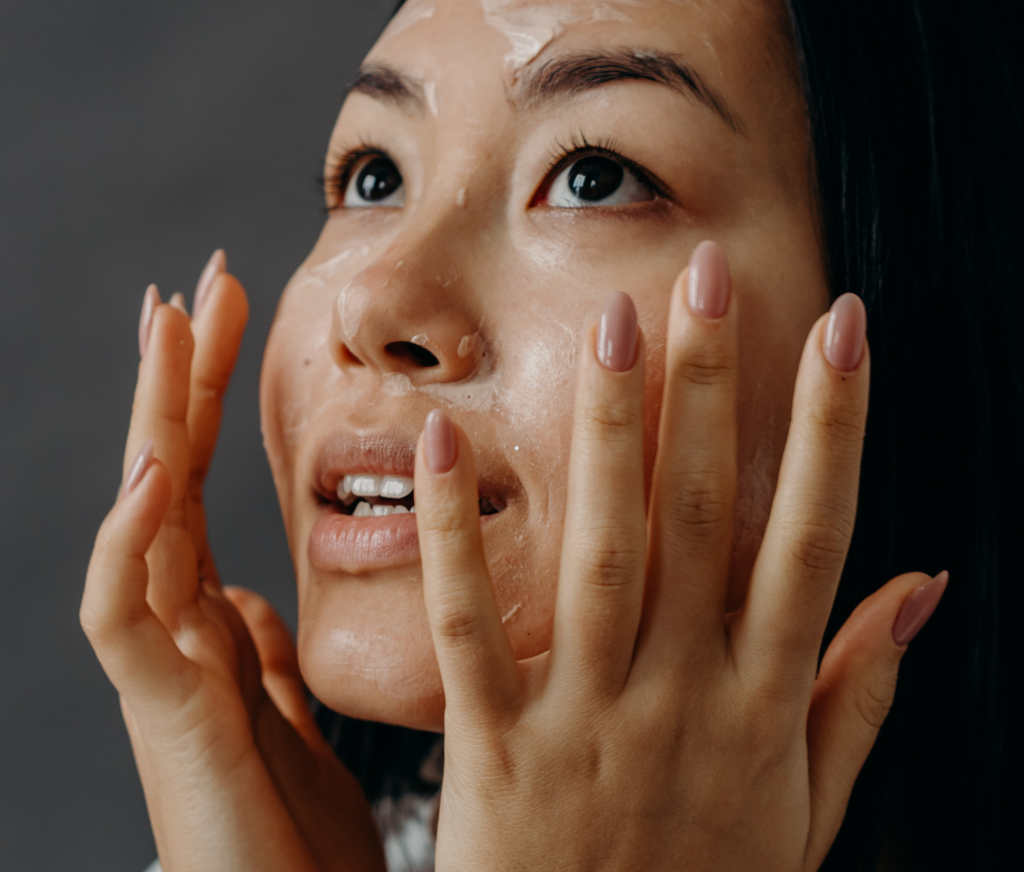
[322,473,505,517]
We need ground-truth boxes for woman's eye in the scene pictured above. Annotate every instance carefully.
[343,155,405,208]
[543,155,654,208]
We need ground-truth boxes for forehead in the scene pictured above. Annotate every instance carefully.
[366,0,796,124]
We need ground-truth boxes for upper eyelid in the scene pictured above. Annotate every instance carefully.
[323,144,393,204]
[322,139,673,206]
[540,145,672,203]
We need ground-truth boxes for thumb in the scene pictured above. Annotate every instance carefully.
[804,570,948,865]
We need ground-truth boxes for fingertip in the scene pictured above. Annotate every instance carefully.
[822,293,867,373]
[423,409,458,475]
[595,291,638,371]
[193,248,227,318]
[686,240,731,320]
[893,570,948,646]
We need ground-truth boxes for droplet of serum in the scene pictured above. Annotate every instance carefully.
[457,332,479,358]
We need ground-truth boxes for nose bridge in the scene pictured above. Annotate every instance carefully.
[329,209,484,385]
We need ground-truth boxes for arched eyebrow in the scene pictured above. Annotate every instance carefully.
[348,63,427,112]
[347,51,742,134]
[515,50,742,133]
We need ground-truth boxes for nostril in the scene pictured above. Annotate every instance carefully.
[385,341,440,368]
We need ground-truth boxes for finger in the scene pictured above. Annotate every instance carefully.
[636,242,737,672]
[126,297,198,622]
[224,586,322,745]
[550,292,647,698]
[81,453,194,705]
[415,410,519,723]
[736,294,869,689]
[805,571,948,865]
[185,253,249,585]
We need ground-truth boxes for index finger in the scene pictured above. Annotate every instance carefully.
[736,294,870,692]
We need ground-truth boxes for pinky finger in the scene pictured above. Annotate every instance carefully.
[804,570,948,865]
[81,445,194,705]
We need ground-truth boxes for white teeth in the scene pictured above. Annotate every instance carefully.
[410,505,416,513]
[337,478,351,501]
[393,505,409,514]
[352,501,373,517]
[372,504,392,516]
[379,475,414,499]
[350,474,382,497]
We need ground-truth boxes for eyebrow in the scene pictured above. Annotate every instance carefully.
[347,50,741,133]
[348,63,427,112]
[517,50,741,133]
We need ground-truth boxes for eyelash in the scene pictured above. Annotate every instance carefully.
[320,132,672,210]
[321,141,387,210]
[536,131,672,205]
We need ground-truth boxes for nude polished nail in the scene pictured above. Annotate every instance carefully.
[893,571,949,645]
[424,409,457,474]
[138,284,160,359]
[823,293,867,372]
[193,249,226,319]
[596,291,638,372]
[687,240,730,320]
[123,439,155,496]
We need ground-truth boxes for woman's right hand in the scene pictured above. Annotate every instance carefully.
[81,253,385,872]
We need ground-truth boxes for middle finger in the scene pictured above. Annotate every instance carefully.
[549,291,648,699]
[634,241,737,672]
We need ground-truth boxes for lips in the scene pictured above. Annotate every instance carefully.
[307,427,510,574]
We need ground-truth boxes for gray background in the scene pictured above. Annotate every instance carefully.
[0,1,391,867]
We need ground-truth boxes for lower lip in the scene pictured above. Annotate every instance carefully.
[308,508,420,573]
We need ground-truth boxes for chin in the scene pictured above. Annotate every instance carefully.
[296,568,447,731]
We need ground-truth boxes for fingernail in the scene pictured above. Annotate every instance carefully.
[823,293,867,372]
[123,439,155,497]
[596,291,638,372]
[193,249,226,319]
[169,292,187,313]
[893,571,949,645]
[138,284,160,358]
[686,240,730,320]
[424,409,457,474]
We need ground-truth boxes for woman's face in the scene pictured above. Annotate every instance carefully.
[260,0,828,731]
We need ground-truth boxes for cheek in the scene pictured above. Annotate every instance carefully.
[727,284,817,609]
[261,261,364,511]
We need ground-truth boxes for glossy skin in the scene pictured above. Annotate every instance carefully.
[261,0,827,732]
[81,0,944,867]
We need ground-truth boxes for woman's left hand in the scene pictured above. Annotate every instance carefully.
[413,241,946,871]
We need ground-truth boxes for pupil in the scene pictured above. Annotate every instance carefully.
[357,157,401,201]
[568,157,623,201]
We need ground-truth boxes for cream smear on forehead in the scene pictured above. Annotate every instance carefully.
[480,0,636,73]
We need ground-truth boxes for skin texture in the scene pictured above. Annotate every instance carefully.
[80,0,944,867]
[261,0,827,731]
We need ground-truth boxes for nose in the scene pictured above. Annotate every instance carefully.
[329,244,484,385]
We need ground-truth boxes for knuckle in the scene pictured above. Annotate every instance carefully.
[579,398,641,442]
[432,596,484,641]
[421,504,473,539]
[851,673,896,731]
[673,342,735,389]
[780,515,851,576]
[574,527,644,586]
[800,398,866,447]
[662,468,733,542]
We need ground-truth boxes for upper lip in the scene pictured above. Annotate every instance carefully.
[313,429,418,502]
[310,422,520,509]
